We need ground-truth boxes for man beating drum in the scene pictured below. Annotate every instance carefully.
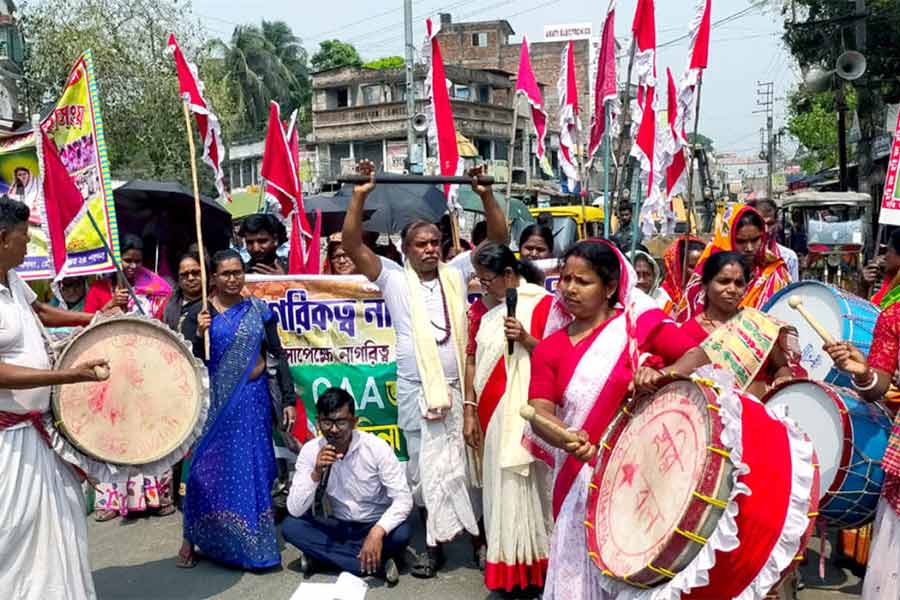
[0,196,109,600]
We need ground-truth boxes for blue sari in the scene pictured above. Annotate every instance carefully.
[183,298,280,569]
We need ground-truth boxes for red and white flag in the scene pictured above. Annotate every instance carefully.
[558,40,581,191]
[629,0,660,234]
[167,34,228,204]
[425,17,463,210]
[515,36,548,166]
[35,129,87,279]
[588,2,619,165]
[665,68,688,202]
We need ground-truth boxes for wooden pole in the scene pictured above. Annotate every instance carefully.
[603,107,612,238]
[615,40,638,210]
[182,101,210,360]
[683,74,704,287]
[505,91,521,227]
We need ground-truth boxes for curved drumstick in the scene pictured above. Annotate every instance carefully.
[519,405,579,444]
[787,295,836,345]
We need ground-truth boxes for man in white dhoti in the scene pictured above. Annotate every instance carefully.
[0,196,108,600]
[342,161,507,578]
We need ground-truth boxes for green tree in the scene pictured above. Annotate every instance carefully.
[261,21,311,132]
[786,88,856,173]
[310,39,363,72]
[687,132,715,153]
[364,56,404,70]
[20,0,240,188]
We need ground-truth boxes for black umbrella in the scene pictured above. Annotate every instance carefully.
[302,193,374,235]
[335,183,450,235]
[113,180,232,274]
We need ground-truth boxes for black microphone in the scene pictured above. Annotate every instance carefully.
[506,287,518,355]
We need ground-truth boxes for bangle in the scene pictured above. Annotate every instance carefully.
[463,400,478,408]
[851,369,878,392]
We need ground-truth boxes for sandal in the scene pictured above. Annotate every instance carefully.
[157,504,176,517]
[176,542,198,569]
[94,509,119,522]
[410,547,445,579]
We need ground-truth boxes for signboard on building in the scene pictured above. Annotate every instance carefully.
[385,141,408,174]
[543,23,593,41]
[880,103,900,226]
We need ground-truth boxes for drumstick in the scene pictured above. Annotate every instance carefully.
[788,295,836,345]
[519,405,579,444]
[93,365,110,381]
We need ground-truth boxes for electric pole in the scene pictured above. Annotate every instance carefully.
[755,81,775,201]
[403,0,417,173]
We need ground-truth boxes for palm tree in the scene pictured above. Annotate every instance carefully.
[261,20,311,131]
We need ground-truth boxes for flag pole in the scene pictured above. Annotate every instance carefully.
[505,91,521,227]
[615,39,637,211]
[603,106,612,238]
[682,74,704,287]
[630,168,643,262]
[84,210,145,315]
[182,101,210,360]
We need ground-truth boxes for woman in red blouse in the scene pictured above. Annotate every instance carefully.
[524,239,707,600]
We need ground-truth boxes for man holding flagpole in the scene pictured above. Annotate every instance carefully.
[342,160,507,579]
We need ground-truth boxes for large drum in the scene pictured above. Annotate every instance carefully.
[764,380,891,529]
[586,375,819,598]
[51,315,209,468]
[763,281,879,387]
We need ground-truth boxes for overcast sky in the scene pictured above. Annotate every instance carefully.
[191,0,799,157]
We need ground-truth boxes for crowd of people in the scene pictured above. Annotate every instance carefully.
[2,160,900,600]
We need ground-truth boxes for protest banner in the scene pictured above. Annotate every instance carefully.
[0,50,118,279]
[880,100,900,226]
[247,275,407,460]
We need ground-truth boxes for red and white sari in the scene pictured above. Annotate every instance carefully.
[474,282,554,591]
[526,240,698,600]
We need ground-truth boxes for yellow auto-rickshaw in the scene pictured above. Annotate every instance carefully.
[527,206,605,255]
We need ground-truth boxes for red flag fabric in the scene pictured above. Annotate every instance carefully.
[167,34,228,203]
[37,129,87,278]
[629,0,660,234]
[689,0,712,71]
[676,0,713,149]
[261,102,299,219]
[558,41,580,190]
[588,4,619,164]
[515,36,548,164]
[665,68,688,200]
[426,17,463,207]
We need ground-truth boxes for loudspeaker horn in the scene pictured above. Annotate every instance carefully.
[836,50,867,81]
[803,65,833,93]
[412,113,428,133]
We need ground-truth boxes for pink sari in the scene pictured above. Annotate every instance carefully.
[526,240,695,600]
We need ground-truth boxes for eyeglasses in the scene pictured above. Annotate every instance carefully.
[317,418,353,432]
[477,274,499,287]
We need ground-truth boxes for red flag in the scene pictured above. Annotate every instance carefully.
[515,36,548,164]
[289,209,321,275]
[167,34,228,203]
[666,68,688,200]
[629,0,659,233]
[676,0,713,148]
[37,130,86,278]
[688,0,712,72]
[261,102,299,219]
[588,4,618,164]
[558,41,580,190]
[426,17,463,207]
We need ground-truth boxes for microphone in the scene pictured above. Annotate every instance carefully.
[313,464,333,518]
[506,287,518,355]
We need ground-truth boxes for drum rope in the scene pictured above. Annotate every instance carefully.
[692,490,728,509]
[674,527,708,545]
[706,445,730,459]
[645,562,676,579]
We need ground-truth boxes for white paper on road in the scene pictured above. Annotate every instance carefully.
[289,571,368,600]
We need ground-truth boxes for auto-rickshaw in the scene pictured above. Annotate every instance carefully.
[528,206,605,255]
[780,191,872,294]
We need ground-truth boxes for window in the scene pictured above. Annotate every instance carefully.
[335,87,350,108]
[453,84,470,101]
[361,84,381,105]
[472,32,488,47]
[478,86,490,104]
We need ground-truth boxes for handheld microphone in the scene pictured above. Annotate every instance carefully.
[506,287,518,355]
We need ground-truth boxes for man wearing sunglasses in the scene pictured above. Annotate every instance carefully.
[283,388,412,586]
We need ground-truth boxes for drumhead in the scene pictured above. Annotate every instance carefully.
[590,380,725,579]
[51,316,206,466]
[764,282,840,381]
[765,381,842,498]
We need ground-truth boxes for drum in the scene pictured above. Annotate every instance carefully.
[764,380,891,529]
[51,315,209,468]
[763,281,879,387]
[586,375,819,597]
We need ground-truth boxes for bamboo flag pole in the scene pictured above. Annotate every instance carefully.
[603,107,612,238]
[182,101,210,360]
[682,74,705,287]
[505,91,521,227]
[615,40,638,209]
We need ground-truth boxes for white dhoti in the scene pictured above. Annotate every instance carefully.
[403,382,479,546]
[0,424,96,600]
[863,497,900,599]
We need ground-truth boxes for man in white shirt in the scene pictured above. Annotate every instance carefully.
[283,388,413,585]
[756,199,800,281]
[0,196,109,600]
[342,161,507,578]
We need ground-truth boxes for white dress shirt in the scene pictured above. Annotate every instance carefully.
[778,243,800,282]
[0,270,52,413]
[288,430,413,534]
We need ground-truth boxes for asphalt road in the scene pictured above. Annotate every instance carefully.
[87,511,863,600]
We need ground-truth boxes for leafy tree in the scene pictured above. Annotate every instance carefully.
[20,0,240,189]
[364,56,404,70]
[687,132,715,153]
[786,87,856,173]
[261,21,311,132]
[310,39,363,72]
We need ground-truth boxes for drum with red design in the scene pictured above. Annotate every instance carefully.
[585,378,819,598]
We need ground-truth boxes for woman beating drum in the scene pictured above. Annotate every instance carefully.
[178,249,297,570]
[825,306,900,598]
[524,239,708,600]
[679,251,807,398]
[462,242,553,592]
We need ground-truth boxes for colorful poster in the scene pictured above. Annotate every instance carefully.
[246,275,407,460]
[0,50,118,279]
[880,99,900,226]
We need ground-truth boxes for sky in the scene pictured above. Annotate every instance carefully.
[190,0,800,158]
